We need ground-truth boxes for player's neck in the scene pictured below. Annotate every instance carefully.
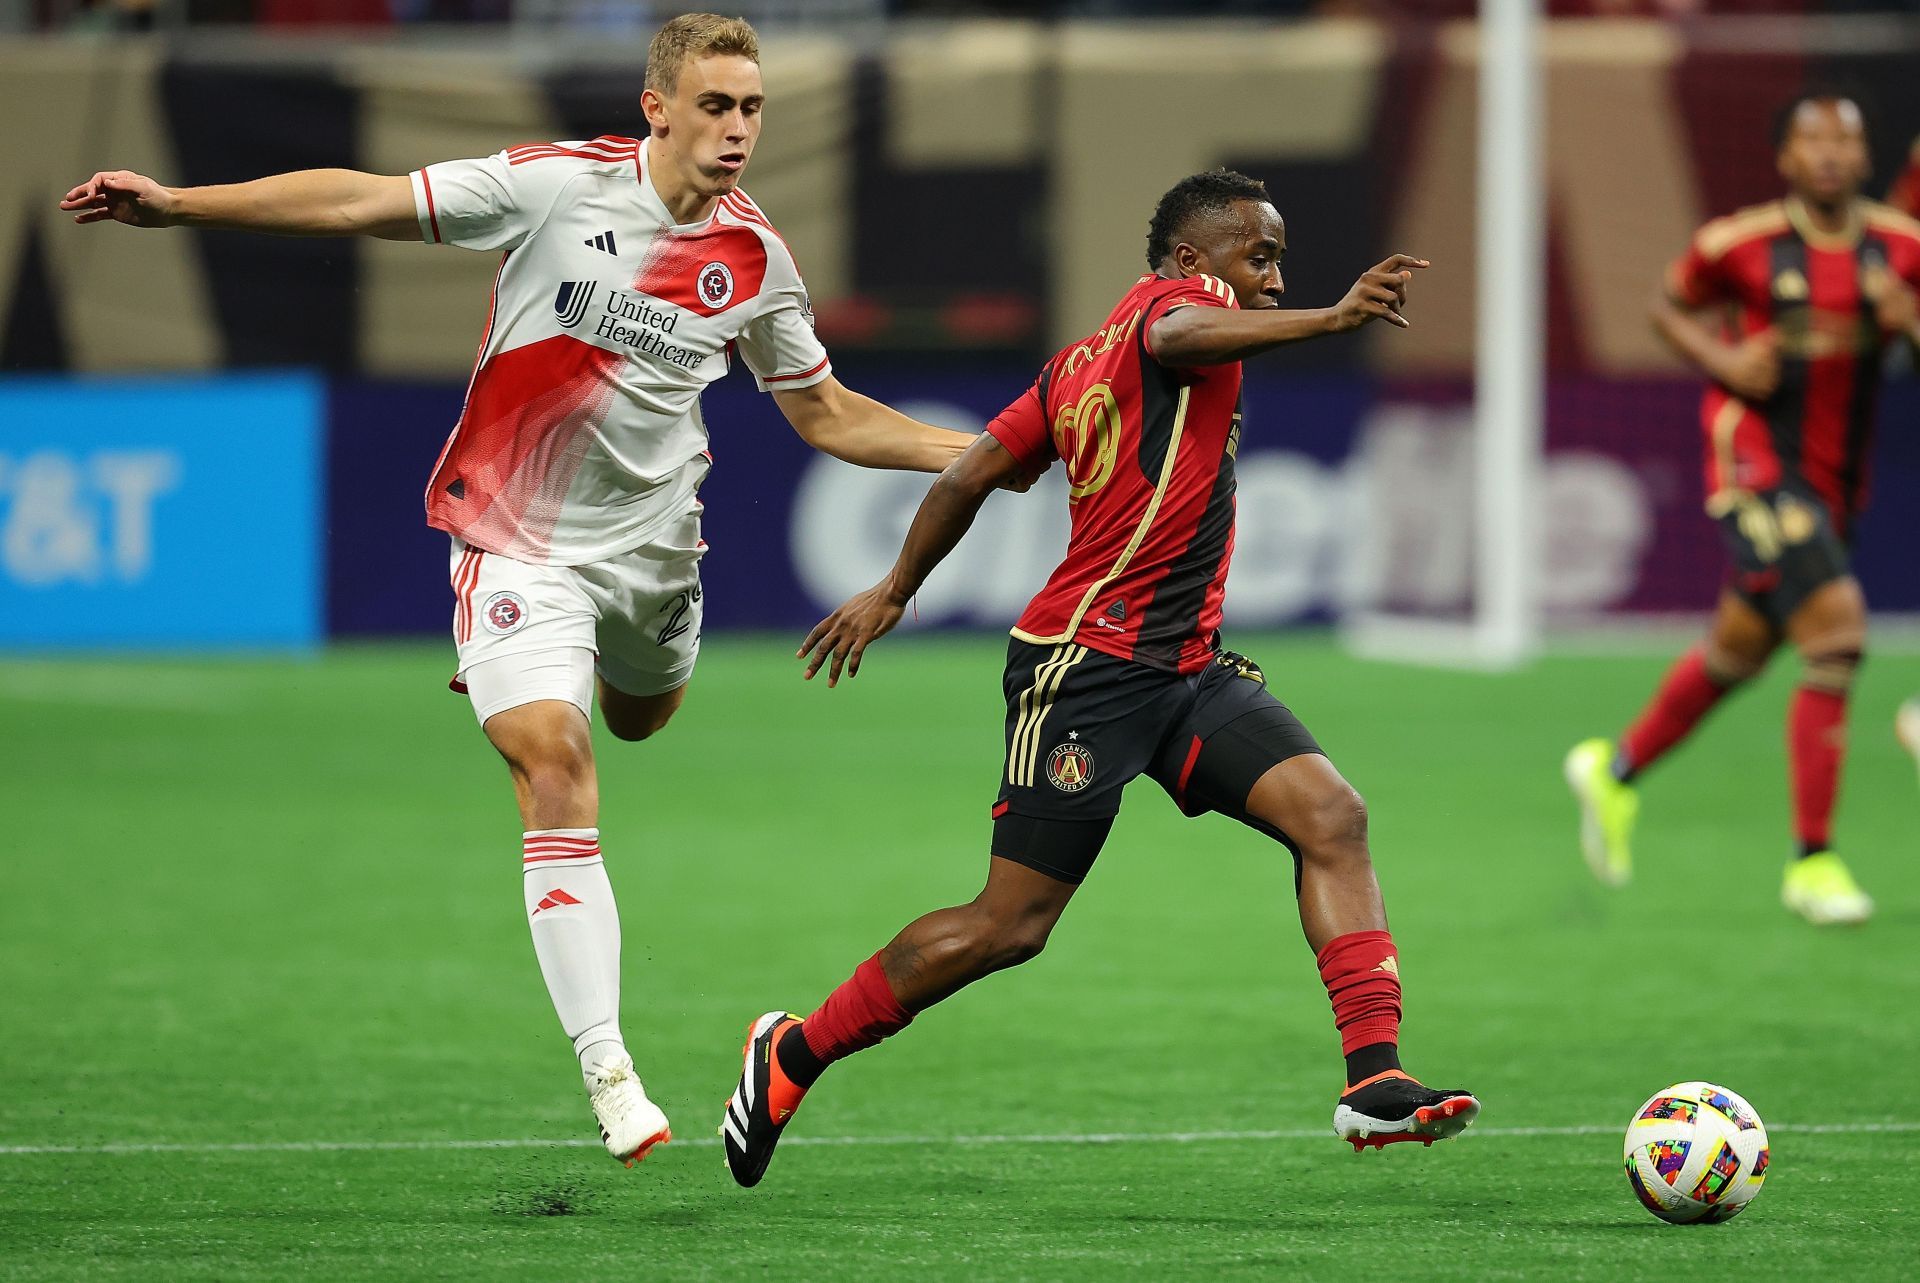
[1790,192,1857,235]
[645,140,721,226]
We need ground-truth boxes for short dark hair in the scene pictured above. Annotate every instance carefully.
[1772,90,1866,149]
[1146,170,1271,268]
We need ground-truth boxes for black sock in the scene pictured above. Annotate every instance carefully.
[1795,841,1827,860]
[1610,749,1637,785]
[776,1021,827,1089]
[1344,1041,1401,1088]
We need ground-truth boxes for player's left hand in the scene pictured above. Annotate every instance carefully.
[1331,254,1429,331]
[799,584,909,686]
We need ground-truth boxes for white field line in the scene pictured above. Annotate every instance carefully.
[1,1120,1915,1158]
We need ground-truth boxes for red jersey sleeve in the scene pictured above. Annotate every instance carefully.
[1141,274,1238,365]
[985,375,1054,466]
[1666,227,1734,309]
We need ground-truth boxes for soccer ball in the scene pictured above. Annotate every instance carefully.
[1623,1082,1770,1224]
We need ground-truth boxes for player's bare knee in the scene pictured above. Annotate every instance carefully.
[515,749,594,807]
[1800,641,1863,694]
[1294,784,1370,868]
[990,913,1053,969]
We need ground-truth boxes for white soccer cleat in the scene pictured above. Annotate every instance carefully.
[585,1050,672,1167]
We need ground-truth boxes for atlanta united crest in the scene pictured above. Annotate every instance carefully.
[1047,742,1095,793]
[698,261,735,309]
[481,590,530,636]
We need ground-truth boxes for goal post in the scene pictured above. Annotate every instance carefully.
[1343,0,1544,670]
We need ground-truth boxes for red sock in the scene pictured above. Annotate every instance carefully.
[800,952,913,1066]
[1316,930,1402,1058]
[1618,646,1733,778]
[1788,684,1848,854]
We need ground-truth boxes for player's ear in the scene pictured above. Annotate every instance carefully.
[641,88,669,136]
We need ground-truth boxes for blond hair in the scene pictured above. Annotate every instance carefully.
[645,13,760,96]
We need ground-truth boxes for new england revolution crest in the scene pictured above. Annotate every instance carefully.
[698,261,735,309]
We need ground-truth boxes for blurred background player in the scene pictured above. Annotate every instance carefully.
[58,13,977,1164]
[718,172,1479,1188]
[1564,94,1920,926]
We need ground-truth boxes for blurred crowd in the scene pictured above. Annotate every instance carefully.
[29,0,1920,35]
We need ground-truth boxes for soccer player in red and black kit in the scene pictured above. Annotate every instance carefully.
[1565,95,1920,925]
[716,171,1480,1187]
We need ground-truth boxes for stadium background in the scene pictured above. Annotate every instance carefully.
[8,6,1920,643]
[7,5,1920,1280]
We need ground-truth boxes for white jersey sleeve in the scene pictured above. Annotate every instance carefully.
[734,235,832,393]
[411,149,569,253]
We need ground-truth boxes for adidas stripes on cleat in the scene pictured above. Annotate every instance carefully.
[1333,1071,1480,1152]
[721,1010,807,1188]
[585,1051,672,1168]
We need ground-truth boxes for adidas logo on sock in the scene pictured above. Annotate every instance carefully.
[531,888,583,916]
[584,230,618,255]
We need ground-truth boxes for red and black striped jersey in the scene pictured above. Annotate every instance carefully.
[1667,196,1920,524]
[986,273,1243,675]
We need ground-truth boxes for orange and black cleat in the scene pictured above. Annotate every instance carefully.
[720,1010,809,1188]
[1333,1070,1479,1152]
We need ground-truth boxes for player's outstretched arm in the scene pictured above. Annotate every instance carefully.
[1649,293,1779,403]
[774,376,974,474]
[1150,255,1428,366]
[60,168,420,240]
[798,432,1026,687]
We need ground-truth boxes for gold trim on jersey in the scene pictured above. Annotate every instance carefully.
[1694,201,1788,262]
[1703,397,1749,518]
[1862,199,1920,241]
[1011,384,1193,648]
[1784,195,1863,252]
[1007,644,1089,787]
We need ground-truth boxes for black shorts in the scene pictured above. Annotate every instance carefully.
[991,639,1324,884]
[1716,484,1851,630]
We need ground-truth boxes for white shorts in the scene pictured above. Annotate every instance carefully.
[447,506,706,725]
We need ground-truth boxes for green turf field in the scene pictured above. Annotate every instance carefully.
[3,635,1917,1280]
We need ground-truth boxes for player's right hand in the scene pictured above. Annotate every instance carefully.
[1717,330,1780,403]
[798,583,909,687]
[59,171,177,228]
[1331,254,1429,332]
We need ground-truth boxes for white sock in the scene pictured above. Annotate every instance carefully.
[522,828,626,1080]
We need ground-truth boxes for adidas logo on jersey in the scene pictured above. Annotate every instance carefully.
[585,230,618,255]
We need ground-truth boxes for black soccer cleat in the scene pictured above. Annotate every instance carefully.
[721,1010,806,1188]
[1333,1071,1480,1152]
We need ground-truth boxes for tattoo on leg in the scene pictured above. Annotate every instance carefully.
[881,938,928,992]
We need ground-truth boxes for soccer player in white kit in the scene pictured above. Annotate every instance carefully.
[60,14,979,1166]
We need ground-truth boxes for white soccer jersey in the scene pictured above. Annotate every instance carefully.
[409,135,832,565]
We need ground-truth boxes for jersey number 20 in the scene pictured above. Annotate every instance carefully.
[1052,382,1122,504]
